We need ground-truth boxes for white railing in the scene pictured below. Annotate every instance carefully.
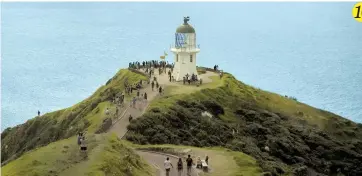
[170,44,200,50]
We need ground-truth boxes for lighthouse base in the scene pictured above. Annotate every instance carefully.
[172,65,198,82]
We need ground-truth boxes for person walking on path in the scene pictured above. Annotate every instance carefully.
[177,158,183,176]
[37,110,40,116]
[79,136,87,159]
[186,155,193,176]
[159,86,163,95]
[164,157,173,176]
[151,81,155,91]
[77,132,83,146]
[156,82,159,89]
[144,92,148,100]
[132,97,136,108]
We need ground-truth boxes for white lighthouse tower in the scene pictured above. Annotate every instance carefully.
[171,16,200,81]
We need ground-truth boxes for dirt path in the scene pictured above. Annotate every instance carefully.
[137,151,199,176]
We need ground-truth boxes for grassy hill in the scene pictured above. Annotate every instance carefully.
[1,69,148,164]
[2,68,362,176]
[1,134,154,176]
[126,71,362,175]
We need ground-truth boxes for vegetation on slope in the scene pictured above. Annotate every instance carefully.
[1,69,148,164]
[1,133,153,176]
[126,73,362,176]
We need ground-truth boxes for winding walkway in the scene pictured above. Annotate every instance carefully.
[107,68,217,176]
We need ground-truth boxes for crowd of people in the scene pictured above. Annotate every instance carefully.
[129,60,173,71]
[164,154,209,176]
[182,73,202,85]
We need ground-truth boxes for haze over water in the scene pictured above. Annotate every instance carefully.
[2,2,362,130]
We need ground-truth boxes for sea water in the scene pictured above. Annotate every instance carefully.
[2,2,362,130]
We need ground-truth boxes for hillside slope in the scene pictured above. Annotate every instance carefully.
[1,134,154,176]
[1,69,148,164]
[126,72,362,176]
[2,67,362,176]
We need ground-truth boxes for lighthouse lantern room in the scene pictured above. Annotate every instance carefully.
[171,16,200,81]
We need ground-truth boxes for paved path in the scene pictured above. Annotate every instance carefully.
[137,151,198,176]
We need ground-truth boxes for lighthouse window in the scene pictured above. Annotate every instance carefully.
[176,54,179,62]
[190,55,193,62]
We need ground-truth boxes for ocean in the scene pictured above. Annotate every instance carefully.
[1,2,362,130]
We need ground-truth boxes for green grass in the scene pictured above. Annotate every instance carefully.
[159,72,347,128]
[220,73,345,129]
[85,101,115,133]
[1,134,153,176]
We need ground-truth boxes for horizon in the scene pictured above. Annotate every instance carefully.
[1,2,362,130]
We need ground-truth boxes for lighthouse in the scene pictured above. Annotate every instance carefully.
[171,16,200,81]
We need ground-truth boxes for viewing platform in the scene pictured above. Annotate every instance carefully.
[170,44,200,53]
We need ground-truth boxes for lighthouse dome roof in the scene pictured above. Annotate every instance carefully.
[176,16,195,33]
[176,23,195,33]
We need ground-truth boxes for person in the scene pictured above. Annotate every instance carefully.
[151,81,155,91]
[177,158,183,176]
[205,155,209,165]
[156,82,159,89]
[129,115,133,122]
[159,86,162,95]
[37,110,40,116]
[77,132,83,145]
[186,155,193,176]
[137,91,140,97]
[164,157,173,176]
[144,92,148,100]
[121,94,125,105]
[132,97,136,108]
[196,156,202,168]
[105,108,110,115]
[79,136,87,158]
